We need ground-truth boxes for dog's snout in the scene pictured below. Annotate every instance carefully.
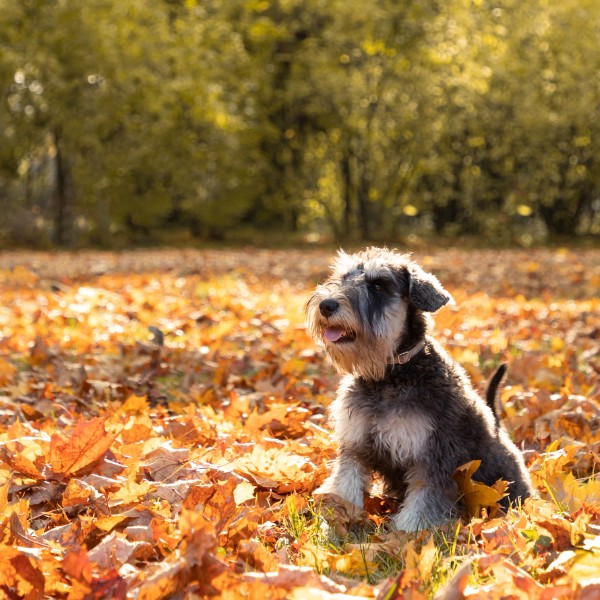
[319,299,339,317]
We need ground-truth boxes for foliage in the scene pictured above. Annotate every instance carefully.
[1,0,599,246]
[0,248,598,598]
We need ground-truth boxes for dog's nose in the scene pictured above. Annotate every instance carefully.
[319,299,339,317]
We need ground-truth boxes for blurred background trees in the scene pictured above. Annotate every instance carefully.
[1,0,598,247]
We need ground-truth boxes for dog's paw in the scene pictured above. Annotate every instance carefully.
[391,506,429,532]
[391,503,455,532]
[314,479,364,509]
[313,491,371,537]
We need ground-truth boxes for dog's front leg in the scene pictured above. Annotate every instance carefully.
[391,466,456,532]
[315,453,370,508]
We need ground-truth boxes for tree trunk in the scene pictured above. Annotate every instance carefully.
[356,161,372,240]
[538,197,582,236]
[538,158,587,236]
[340,152,353,238]
[52,132,73,246]
[357,190,371,240]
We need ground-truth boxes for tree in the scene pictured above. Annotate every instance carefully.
[0,0,597,246]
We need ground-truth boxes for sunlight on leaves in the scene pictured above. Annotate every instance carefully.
[0,249,596,598]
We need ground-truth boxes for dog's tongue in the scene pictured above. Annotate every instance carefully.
[324,327,345,342]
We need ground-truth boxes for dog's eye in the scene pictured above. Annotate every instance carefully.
[369,280,385,293]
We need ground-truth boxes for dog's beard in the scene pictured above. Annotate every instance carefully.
[324,332,398,380]
[306,295,408,380]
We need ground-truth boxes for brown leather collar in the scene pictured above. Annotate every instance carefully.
[388,339,426,365]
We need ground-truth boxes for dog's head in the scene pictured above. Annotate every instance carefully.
[306,247,453,379]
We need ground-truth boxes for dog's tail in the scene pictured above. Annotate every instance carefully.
[486,363,507,421]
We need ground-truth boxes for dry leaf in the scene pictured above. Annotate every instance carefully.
[0,249,597,599]
[0,548,45,600]
[49,417,117,477]
[453,460,508,519]
[0,357,17,386]
[0,444,43,480]
[313,492,371,537]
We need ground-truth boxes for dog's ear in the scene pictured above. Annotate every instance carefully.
[407,265,454,312]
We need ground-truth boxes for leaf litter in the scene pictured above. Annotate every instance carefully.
[0,248,598,598]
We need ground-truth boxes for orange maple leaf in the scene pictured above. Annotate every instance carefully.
[49,417,117,477]
[63,545,93,585]
[0,357,16,386]
[0,445,43,481]
[453,460,509,519]
[0,546,45,600]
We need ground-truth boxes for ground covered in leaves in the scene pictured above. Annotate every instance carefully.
[0,247,598,599]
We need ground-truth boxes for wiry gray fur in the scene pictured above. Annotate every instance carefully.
[307,247,533,531]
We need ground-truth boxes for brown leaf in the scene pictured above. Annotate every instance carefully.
[29,335,54,367]
[242,564,347,595]
[1,249,598,600]
[132,558,188,600]
[181,482,216,510]
[313,492,371,537]
[62,545,93,585]
[236,539,279,572]
[0,444,43,480]
[0,481,7,514]
[108,476,155,506]
[232,444,324,494]
[122,394,150,414]
[6,510,39,547]
[376,568,425,600]
[414,535,438,581]
[87,532,155,569]
[201,477,239,533]
[478,555,546,597]
[346,530,406,563]
[0,548,45,600]
[143,443,190,483]
[434,561,473,600]
[525,499,574,551]
[62,478,103,508]
[89,570,127,600]
[49,417,117,477]
[0,356,17,386]
[453,460,508,519]
[179,508,217,562]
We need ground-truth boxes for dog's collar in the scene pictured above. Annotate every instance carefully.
[388,339,426,365]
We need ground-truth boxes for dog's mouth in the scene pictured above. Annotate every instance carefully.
[323,327,356,344]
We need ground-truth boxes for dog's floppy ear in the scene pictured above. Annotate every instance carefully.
[407,265,454,312]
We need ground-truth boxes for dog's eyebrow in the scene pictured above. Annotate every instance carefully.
[364,269,394,283]
[341,264,364,282]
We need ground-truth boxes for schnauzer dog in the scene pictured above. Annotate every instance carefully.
[306,247,533,532]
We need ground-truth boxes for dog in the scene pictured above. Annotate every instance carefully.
[306,247,533,531]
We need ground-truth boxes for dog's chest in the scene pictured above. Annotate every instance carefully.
[333,382,433,466]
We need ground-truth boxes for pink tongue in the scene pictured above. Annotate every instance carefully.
[324,327,346,342]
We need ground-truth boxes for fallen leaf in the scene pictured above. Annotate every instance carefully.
[88,532,154,569]
[0,249,597,599]
[49,417,117,477]
[0,357,17,386]
[0,547,45,600]
[62,545,93,585]
[0,444,43,480]
[453,460,508,519]
[313,492,371,537]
